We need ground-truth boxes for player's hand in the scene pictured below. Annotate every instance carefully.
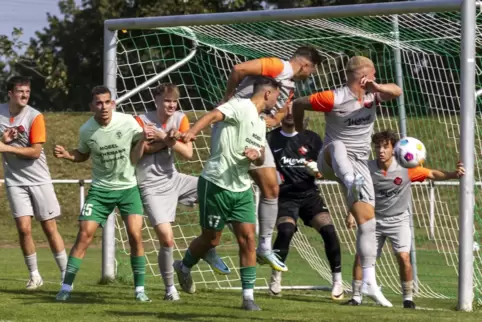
[455,161,465,178]
[181,130,197,143]
[345,213,356,230]
[2,127,18,144]
[168,129,182,141]
[360,76,381,93]
[244,147,261,162]
[304,161,322,178]
[53,145,68,159]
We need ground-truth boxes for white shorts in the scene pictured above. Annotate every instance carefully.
[141,173,198,227]
[6,184,61,221]
[318,143,375,207]
[375,214,412,256]
[249,144,276,170]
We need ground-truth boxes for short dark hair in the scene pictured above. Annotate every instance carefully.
[91,86,111,100]
[292,46,322,66]
[372,130,399,147]
[253,76,281,94]
[153,83,180,98]
[7,76,30,92]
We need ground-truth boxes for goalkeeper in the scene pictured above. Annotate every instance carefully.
[267,111,343,300]
[207,45,322,272]
[345,130,465,309]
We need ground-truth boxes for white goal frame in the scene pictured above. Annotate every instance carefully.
[102,0,477,311]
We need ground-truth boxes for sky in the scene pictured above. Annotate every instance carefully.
[0,0,81,44]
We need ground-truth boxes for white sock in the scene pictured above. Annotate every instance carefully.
[362,266,377,287]
[167,285,177,294]
[333,272,342,283]
[343,174,355,191]
[30,269,41,278]
[243,288,254,300]
[135,286,145,294]
[181,263,191,274]
[61,283,72,292]
[258,236,272,253]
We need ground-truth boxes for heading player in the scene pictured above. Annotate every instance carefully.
[267,112,343,299]
[174,77,280,311]
[131,83,228,301]
[208,46,322,272]
[345,130,465,308]
[0,76,67,289]
[292,56,402,305]
[53,86,150,302]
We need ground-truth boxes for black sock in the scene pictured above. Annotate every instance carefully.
[319,224,342,273]
[273,222,296,263]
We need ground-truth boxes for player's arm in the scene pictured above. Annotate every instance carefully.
[0,114,46,159]
[292,91,334,131]
[130,136,147,165]
[164,116,193,160]
[375,83,402,102]
[54,146,90,162]
[222,57,285,102]
[181,109,226,143]
[245,146,265,167]
[408,162,465,182]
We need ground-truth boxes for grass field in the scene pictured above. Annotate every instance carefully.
[0,112,481,321]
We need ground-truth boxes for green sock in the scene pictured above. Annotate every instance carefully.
[182,249,200,269]
[240,266,257,290]
[130,256,145,288]
[63,256,82,286]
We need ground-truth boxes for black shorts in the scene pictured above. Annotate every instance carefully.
[278,192,329,227]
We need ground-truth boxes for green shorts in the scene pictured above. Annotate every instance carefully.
[79,185,143,226]
[198,176,255,231]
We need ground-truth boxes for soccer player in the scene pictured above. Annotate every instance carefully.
[174,77,281,311]
[345,130,465,308]
[267,112,344,299]
[0,76,67,289]
[53,86,150,302]
[131,83,229,301]
[292,56,402,306]
[209,46,322,272]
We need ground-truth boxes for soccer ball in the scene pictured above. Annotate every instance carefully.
[394,137,427,168]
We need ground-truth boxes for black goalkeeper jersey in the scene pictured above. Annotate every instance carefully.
[267,128,323,198]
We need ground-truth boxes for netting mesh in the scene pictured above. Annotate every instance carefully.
[111,11,482,301]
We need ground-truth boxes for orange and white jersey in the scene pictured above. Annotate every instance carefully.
[234,57,295,112]
[0,104,52,186]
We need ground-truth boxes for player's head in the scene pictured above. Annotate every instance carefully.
[7,76,31,108]
[154,83,180,117]
[90,86,114,122]
[252,76,281,110]
[372,129,399,163]
[290,46,322,80]
[346,56,376,84]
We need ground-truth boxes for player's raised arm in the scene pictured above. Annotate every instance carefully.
[409,162,465,182]
[293,90,334,131]
[181,108,226,143]
[53,145,89,162]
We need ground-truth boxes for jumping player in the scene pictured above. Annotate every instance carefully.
[267,112,344,299]
[174,77,280,311]
[292,56,402,306]
[53,86,150,302]
[0,76,67,289]
[345,130,465,308]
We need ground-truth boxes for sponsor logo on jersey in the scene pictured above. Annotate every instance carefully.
[344,114,372,126]
[393,177,403,185]
[280,156,306,167]
[378,188,401,198]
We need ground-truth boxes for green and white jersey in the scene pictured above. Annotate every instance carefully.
[77,111,143,190]
[202,98,266,192]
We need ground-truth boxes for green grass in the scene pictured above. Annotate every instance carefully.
[1,112,481,320]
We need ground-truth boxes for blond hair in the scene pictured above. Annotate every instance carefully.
[153,83,180,99]
[346,56,374,77]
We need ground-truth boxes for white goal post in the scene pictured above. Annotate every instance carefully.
[102,0,477,311]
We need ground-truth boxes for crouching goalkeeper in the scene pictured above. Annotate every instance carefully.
[267,112,344,299]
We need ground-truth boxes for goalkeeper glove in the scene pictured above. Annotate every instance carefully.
[305,160,321,178]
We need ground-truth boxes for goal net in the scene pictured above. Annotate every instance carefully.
[110,10,482,301]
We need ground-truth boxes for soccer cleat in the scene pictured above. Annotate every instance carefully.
[135,292,151,302]
[241,299,262,311]
[203,249,231,275]
[256,250,288,272]
[26,276,43,290]
[331,282,344,300]
[363,284,393,307]
[350,174,365,202]
[164,291,180,301]
[342,298,361,306]
[55,290,71,301]
[269,270,282,296]
[173,260,196,294]
[403,300,416,309]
